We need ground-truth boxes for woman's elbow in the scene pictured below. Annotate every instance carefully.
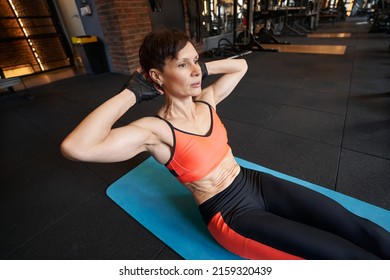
[60,139,82,161]
[240,59,248,73]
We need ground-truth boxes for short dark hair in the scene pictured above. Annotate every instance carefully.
[139,29,192,73]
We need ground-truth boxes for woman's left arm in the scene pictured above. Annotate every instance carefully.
[199,58,247,105]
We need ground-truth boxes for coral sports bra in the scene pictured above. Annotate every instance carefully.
[156,101,231,184]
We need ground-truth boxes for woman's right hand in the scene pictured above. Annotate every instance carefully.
[124,68,164,103]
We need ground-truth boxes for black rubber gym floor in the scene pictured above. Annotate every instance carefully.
[1,17,389,259]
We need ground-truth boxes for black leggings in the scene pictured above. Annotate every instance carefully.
[199,166,390,260]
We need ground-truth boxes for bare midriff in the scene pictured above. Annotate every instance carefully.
[184,149,240,205]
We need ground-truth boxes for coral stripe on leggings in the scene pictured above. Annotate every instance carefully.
[198,166,390,260]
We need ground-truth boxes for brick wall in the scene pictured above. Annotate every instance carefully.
[0,0,70,75]
[94,0,152,74]
[0,0,37,72]
[94,0,204,74]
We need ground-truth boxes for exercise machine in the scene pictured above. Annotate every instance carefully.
[234,0,287,52]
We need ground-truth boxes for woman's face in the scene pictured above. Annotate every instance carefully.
[158,42,202,99]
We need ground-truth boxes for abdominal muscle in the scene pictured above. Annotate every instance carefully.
[184,149,241,205]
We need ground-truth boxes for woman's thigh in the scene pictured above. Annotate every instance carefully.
[258,172,389,259]
[230,208,379,259]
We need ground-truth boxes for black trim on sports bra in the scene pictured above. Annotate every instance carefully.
[161,101,213,137]
[154,100,214,168]
[154,115,176,166]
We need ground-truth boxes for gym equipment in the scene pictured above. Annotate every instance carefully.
[234,0,291,52]
[204,37,253,58]
[106,156,390,260]
[252,6,292,44]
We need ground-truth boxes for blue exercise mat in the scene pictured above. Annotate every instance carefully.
[106,157,390,260]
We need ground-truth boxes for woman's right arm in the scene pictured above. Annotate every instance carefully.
[61,72,162,163]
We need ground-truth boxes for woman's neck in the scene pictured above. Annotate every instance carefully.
[159,96,196,121]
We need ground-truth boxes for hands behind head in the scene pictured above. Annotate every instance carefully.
[124,68,164,103]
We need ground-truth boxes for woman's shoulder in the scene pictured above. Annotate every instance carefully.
[195,87,217,109]
[130,115,171,132]
[135,115,175,142]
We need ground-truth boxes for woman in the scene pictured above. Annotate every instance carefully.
[61,29,390,260]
